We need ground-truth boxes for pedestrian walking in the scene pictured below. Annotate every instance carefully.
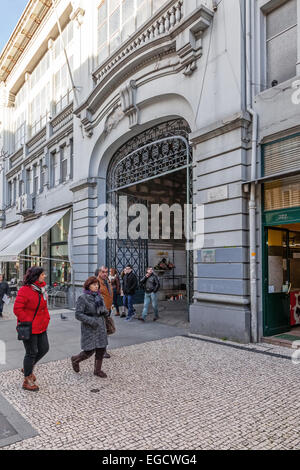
[96,266,113,358]
[14,267,50,392]
[71,277,109,378]
[0,273,10,318]
[139,267,160,322]
[119,269,127,317]
[109,268,121,316]
[122,265,138,322]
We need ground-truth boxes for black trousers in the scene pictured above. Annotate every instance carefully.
[0,300,4,314]
[23,331,49,377]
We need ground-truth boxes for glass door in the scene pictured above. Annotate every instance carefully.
[264,227,291,336]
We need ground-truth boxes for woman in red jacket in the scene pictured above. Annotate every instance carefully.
[14,267,50,392]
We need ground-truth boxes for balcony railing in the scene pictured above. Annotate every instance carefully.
[92,0,184,85]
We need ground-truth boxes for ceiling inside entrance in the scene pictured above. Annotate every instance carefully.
[122,169,187,205]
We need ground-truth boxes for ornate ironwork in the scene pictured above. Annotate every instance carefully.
[107,119,191,192]
[106,119,194,304]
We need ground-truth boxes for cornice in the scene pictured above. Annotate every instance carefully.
[0,0,52,83]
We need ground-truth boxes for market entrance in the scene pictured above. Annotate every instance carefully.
[263,211,300,343]
[106,119,193,324]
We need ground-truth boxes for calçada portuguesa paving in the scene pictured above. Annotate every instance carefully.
[1,329,300,450]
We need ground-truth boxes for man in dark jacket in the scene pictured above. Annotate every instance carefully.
[139,267,160,322]
[122,265,138,322]
[0,274,10,318]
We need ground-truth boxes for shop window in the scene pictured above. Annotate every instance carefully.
[265,0,297,88]
[50,212,71,285]
[24,238,41,274]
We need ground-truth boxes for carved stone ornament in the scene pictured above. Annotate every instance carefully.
[119,80,139,129]
[104,106,125,136]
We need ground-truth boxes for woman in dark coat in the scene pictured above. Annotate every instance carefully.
[0,274,10,318]
[14,267,50,392]
[71,276,109,378]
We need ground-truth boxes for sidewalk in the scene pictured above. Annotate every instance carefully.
[0,332,300,450]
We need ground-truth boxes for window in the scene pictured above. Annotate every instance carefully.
[97,0,164,65]
[60,146,68,183]
[30,84,50,136]
[50,212,71,285]
[26,168,32,195]
[33,165,39,195]
[54,21,74,59]
[54,57,74,114]
[31,52,50,89]
[12,179,17,205]
[69,139,74,180]
[50,152,57,188]
[40,159,44,193]
[19,179,24,197]
[266,0,297,88]
[24,238,41,273]
[7,181,12,207]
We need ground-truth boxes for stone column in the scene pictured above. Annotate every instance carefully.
[70,178,98,296]
[189,112,252,344]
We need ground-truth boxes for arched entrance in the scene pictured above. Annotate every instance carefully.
[106,118,194,310]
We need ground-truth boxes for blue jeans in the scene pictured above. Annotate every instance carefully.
[142,292,159,319]
[123,294,135,318]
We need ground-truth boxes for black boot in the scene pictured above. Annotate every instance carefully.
[71,351,93,373]
[94,357,107,378]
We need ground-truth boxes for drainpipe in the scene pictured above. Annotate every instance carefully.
[246,0,258,343]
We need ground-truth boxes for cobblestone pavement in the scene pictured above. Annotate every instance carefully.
[1,335,300,450]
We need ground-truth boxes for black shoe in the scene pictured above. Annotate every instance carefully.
[104,351,111,359]
[138,317,145,322]
[153,316,160,322]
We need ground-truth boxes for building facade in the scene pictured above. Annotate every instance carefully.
[0,0,299,343]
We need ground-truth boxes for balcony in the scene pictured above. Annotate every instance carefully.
[77,0,214,132]
[7,102,74,175]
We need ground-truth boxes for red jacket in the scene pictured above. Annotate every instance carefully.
[14,282,50,335]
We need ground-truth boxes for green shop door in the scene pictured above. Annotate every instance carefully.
[264,228,291,336]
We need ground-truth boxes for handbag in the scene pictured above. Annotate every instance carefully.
[16,293,41,341]
[105,315,116,335]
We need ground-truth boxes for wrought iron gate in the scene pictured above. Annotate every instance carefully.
[106,119,194,304]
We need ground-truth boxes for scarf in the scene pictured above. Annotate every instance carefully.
[31,283,47,301]
[83,289,104,309]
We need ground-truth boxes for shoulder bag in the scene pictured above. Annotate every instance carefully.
[16,293,41,341]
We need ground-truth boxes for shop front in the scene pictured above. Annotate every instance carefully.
[0,209,72,295]
[262,133,300,342]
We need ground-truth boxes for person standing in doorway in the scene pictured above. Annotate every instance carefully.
[109,268,121,316]
[122,265,138,322]
[14,267,50,392]
[0,274,10,318]
[96,266,113,358]
[139,267,160,322]
[71,277,109,378]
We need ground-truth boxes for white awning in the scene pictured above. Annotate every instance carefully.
[0,209,69,262]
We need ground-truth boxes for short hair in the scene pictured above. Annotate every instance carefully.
[84,277,100,291]
[147,267,153,271]
[126,265,132,269]
[100,266,108,271]
[95,269,100,277]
